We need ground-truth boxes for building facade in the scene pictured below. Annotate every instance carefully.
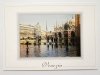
[20,24,34,45]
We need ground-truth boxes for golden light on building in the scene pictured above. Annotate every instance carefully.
[20,24,34,45]
[75,14,80,37]
[69,17,75,26]
[75,14,80,26]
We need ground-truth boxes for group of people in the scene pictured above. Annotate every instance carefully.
[25,30,78,56]
[46,31,76,48]
[44,31,77,54]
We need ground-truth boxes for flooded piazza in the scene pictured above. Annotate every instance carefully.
[20,44,78,57]
[19,14,81,57]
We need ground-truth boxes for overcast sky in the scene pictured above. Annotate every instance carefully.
[18,14,75,31]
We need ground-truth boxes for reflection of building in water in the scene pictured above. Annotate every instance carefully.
[20,24,34,45]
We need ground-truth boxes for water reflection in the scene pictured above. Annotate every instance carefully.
[20,44,78,57]
[34,45,41,57]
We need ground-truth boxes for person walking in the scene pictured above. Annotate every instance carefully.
[64,31,68,52]
[26,41,29,57]
[71,31,76,46]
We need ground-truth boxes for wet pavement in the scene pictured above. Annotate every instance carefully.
[20,44,78,57]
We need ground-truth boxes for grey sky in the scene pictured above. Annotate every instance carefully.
[18,14,75,31]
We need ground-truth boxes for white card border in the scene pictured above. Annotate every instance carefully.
[3,3,96,70]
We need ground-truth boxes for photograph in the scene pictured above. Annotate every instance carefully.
[19,13,81,57]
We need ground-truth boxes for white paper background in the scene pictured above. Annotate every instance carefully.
[4,5,96,70]
[0,0,100,74]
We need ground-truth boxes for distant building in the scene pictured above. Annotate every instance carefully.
[20,24,34,45]
[34,22,41,37]
[34,22,42,44]
[20,22,48,45]
[54,24,64,44]
[41,30,47,44]
[53,16,76,45]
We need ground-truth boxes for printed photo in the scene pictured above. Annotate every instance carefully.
[19,14,81,57]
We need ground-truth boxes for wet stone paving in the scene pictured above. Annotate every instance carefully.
[20,44,78,57]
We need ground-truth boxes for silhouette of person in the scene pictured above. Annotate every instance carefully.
[71,31,76,46]
[54,33,58,48]
[51,36,54,49]
[47,36,49,43]
[51,36,53,43]
[64,31,68,52]
[47,36,49,49]
[58,32,62,48]
[26,41,29,57]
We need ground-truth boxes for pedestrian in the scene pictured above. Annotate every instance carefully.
[26,41,29,57]
[51,36,54,49]
[47,36,49,49]
[58,32,62,47]
[39,36,41,45]
[47,36,49,43]
[64,31,68,52]
[49,37,52,45]
[71,31,76,46]
[51,36,53,43]
[55,37,58,48]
